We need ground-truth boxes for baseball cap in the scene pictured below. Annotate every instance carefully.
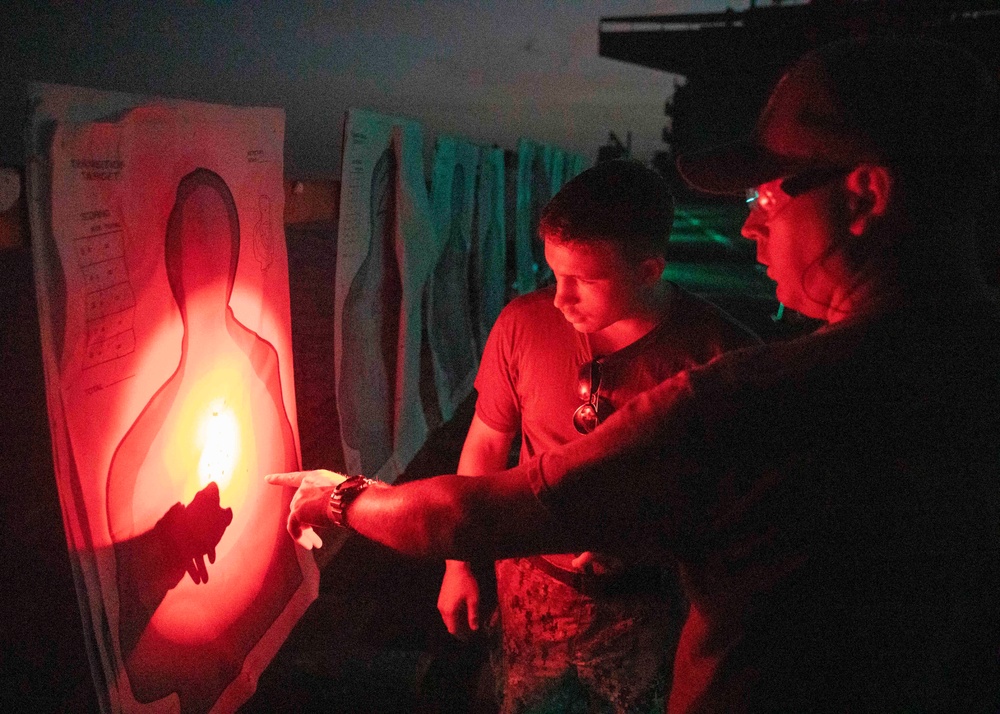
[677,35,1000,196]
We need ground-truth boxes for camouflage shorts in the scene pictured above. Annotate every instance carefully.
[492,557,682,714]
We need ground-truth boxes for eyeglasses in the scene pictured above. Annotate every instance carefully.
[573,359,605,434]
[745,166,850,217]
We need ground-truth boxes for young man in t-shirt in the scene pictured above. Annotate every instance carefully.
[436,160,760,713]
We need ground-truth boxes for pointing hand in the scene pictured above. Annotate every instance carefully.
[266,469,348,549]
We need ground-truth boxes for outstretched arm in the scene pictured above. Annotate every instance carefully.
[358,467,564,559]
[267,463,572,561]
[268,372,699,566]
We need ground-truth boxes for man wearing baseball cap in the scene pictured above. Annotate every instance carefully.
[270,35,1000,712]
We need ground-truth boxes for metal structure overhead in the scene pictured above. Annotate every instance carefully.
[598,0,1000,183]
[600,1,1000,81]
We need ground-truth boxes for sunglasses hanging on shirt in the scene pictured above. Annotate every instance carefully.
[573,358,605,435]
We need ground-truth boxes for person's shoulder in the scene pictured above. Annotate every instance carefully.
[689,319,865,394]
[507,285,557,308]
[485,286,567,351]
[495,286,560,323]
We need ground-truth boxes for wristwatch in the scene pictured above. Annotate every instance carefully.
[327,475,376,529]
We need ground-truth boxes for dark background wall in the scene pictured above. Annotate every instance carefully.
[0,0,691,177]
[3,2,359,177]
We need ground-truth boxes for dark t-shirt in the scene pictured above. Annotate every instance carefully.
[529,302,1000,712]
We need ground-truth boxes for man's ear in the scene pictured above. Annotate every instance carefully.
[638,254,667,285]
[845,164,894,237]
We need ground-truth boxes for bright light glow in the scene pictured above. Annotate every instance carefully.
[117,293,299,649]
[164,362,254,512]
[196,400,239,490]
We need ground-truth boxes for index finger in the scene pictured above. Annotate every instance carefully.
[265,472,305,487]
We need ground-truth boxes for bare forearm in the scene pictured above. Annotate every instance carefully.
[346,475,469,557]
[346,469,572,560]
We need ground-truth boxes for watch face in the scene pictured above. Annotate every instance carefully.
[0,168,20,214]
[330,476,373,528]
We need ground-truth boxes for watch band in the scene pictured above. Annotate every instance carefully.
[327,475,376,529]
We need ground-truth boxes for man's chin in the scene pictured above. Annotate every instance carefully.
[561,310,600,333]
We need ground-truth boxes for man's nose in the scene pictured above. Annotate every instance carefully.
[741,212,768,264]
[741,210,765,243]
[553,281,574,309]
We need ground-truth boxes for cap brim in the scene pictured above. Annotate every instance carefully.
[676,139,816,196]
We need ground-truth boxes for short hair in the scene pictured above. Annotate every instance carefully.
[539,160,674,262]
